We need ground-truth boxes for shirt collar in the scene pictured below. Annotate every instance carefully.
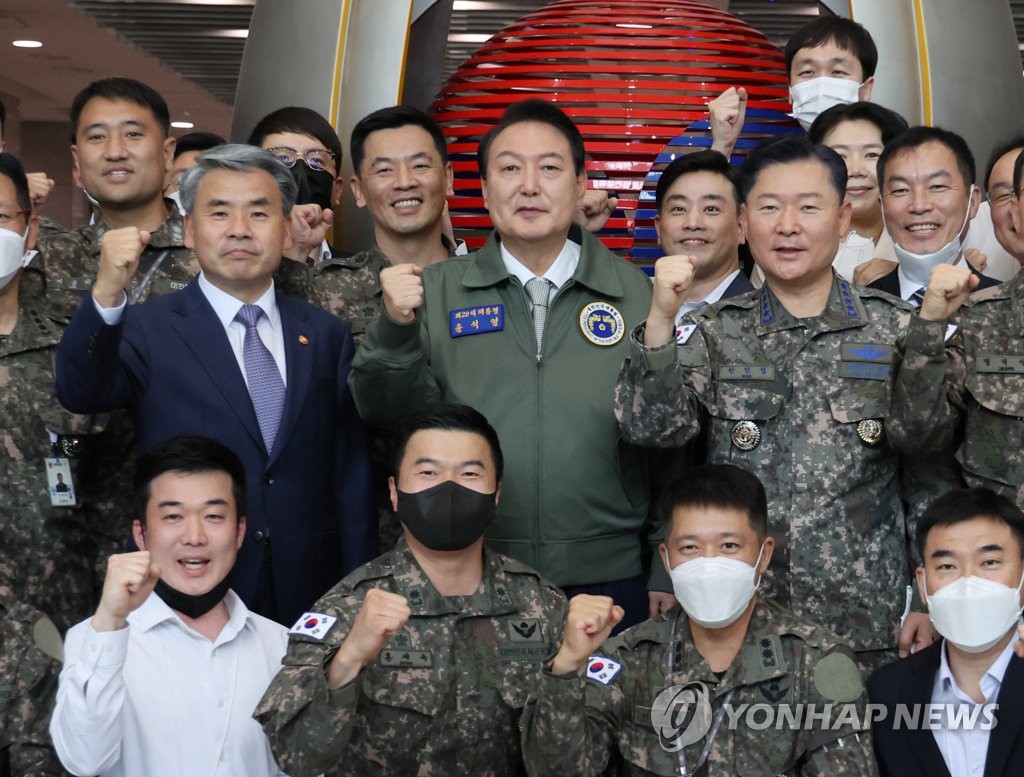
[128,589,256,643]
[499,238,581,291]
[938,630,1021,703]
[755,273,866,336]
[676,269,741,321]
[898,256,970,303]
[197,271,277,329]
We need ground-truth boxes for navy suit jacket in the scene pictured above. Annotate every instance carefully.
[867,265,1001,298]
[56,279,375,625]
[868,641,1024,777]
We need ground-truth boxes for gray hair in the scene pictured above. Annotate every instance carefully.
[178,143,298,216]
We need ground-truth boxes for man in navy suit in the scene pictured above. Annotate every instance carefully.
[870,126,1000,303]
[56,144,375,626]
[869,488,1024,777]
[653,150,753,331]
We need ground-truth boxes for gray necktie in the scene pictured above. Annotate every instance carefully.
[235,304,286,454]
[525,277,552,356]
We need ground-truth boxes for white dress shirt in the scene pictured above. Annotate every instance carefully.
[94,273,287,388]
[500,238,581,306]
[50,591,288,777]
[930,632,1019,777]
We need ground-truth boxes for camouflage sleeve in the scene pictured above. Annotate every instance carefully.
[889,315,966,455]
[615,324,709,448]
[273,258,313,302]
[520,667,623,777]
[254,604,357,777]
[5,622,66,777]
[348,309,442,427]
[798,648,878,777]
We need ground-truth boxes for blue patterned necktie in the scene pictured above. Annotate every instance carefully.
[235,304,286,454]
[910,288,926,307]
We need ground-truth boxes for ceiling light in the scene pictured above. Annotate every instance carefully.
[172,121,195,129]
[12,40,43,48]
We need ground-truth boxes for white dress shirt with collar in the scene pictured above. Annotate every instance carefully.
[930,631,1019,777]
[50,590,288,777]
[500,238,581,305]
[93,273,287,387]
[675,268,741,325]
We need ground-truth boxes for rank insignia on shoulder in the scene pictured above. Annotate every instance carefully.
[676,323,697,345]
[289,612,338,640]
[579,302,625,346]
[586,655,622,685]
[449,304,504,338]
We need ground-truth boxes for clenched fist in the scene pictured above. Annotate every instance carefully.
[709,86,748,159]
[94,227,150,308]
[918,264,979,322]
[328,589,411,689]
[380,264,425,324]
[551,594,624,675]
[92,551,160,632]
[644,254,698,347]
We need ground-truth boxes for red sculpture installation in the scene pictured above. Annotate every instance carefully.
[430,0,800,265]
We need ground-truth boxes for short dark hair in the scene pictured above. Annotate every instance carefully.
[877,125,975,190]
[178,143,298,216]
[784,16,878,81]
[71,77,170,138]
[478,99,585,179]
[1012,150,1024,197]
[350,105,448,173]
[0,98,6,137]
[391,403,504,482]
[739,134,847,203]
[655,150,741,211]
[808,102,909,146]
[660,464,769,540]
[984,134,1024,193]
[917,488,1024,561]
[247,106,343,169]
[133,435,247,524]
[0,152,33,213]
[174,131,226,159]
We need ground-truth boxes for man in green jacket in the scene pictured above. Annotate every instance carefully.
[349,99,664,627]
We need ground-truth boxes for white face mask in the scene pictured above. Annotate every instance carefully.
[666,545,764,629]
[0,224,36,291]
[889,185,974,289]
[789,77,862,130]
[925,570,1024,654]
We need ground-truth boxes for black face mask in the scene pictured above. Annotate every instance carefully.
[290,161,334,211]
[396,481,497,551]
[154,575,231,619]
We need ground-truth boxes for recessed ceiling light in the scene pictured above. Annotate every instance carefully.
[171,121,195,129]
[12,40,43,48]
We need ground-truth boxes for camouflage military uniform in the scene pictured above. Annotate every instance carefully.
[0,562,66,777]
[521,601,876,777]
[255,537,567,777]
[890,270,1024,504]
[0,300,125,633]
[25,203,310,320]
[25,204,199,320]
[615,277,919,653]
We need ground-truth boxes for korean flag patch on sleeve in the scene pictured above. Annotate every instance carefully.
[586,655,622,685]
[289,612,338,641]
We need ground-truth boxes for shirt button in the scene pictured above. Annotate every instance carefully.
[253,530,266,542]
[218,700,225,708]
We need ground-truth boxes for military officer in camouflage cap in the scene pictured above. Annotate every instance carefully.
[615,134,932,674]
[0,556,66,777]
[522,464,876,776]
[256,403,567,776]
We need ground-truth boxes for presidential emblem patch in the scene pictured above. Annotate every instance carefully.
[579,302,624,346]
[289,612,338,640]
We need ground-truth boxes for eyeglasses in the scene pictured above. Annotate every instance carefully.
[988,189,1016,208]
[266,146,337,173]
[0,209,29,228]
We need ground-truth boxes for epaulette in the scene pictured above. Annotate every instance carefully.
[339,549,398,589]
[964,281,1013,307]
[493,552,563,596]
[316,251,375,273]
[760,600,849,653]
[854,285,915,311]
[704,287,760,317]
[603,608,674,653]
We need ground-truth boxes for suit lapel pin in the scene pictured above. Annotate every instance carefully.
[298,335,309,345]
